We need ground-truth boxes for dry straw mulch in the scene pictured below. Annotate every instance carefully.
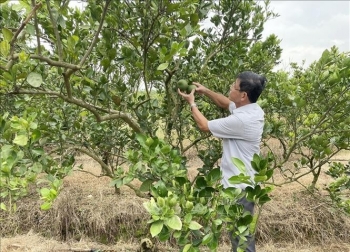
[1,153,350,251]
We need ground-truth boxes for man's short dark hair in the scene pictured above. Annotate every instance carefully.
[237,71,267,103]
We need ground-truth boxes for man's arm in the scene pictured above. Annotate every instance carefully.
[193,82,231,110]
[190,104,210,132]
[177,89,210,132]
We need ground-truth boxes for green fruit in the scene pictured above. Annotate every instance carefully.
[177,79,188,92]
[187,84,196,93]
[145,137,154,146]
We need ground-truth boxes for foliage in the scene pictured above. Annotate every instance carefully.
[0,0,279,195]
[326,161,350,214]
[262,47,350,190]
[133,134,275,251]
[2,0,348,249]
[0,111,72,211]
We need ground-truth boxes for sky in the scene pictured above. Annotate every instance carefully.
[262,1,350,71]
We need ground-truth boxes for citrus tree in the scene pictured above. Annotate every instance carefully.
[1,0,281,250]
[262,47,350,194]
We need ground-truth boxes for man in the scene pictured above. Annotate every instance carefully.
[177,71,266,252]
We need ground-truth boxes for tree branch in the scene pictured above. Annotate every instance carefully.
[182,134,211,153]
[78,0,112,68]
[31,0,41,55]
[62,0,111,98]
[100,113,142,133]
[9,89,143,134]
[71,146,113,177]
[8,2,42,58]
[28,54,81,70]
[2,54,81,72]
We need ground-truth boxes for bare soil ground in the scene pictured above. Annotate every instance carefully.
[1,149,350,252]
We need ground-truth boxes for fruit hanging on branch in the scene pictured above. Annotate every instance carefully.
[187,84,196,93]
[177,79,196,94]
[177,79,188,92]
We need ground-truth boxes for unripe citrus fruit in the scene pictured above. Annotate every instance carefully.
[177,79,188,92]
[187,84,196,93]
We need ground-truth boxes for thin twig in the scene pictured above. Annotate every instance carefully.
[9,89,142,133]
[46,0,63,61]
[78,0,112,68]
[31,0,41,55]
[9,2,42,57]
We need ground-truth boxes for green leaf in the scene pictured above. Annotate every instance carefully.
[150,220,163,237]
[222,187,242,199]
[207,235,218,251]
[231,157,247,175]
[175,177,187,186]
[251,154,260,172]
[18,51,28,62]
[249,213,259,234]
[258,194,271,204]
[2,28,13,41]
[0,202,7,211]
[40,188,51,198]
[158,225,170,241]
[13,134,28,146]
[123,175,133,185]
[188,221,202,230]
[110,178,123,188]
[184,213,192,224]
[213,219,222,226]
[31,129,41,142]
[135,133,146,145]
[0,41,10,57]
[140,179,153,192]
[183,244,192,252]
[101,58,111,71]
[265,169,273,180]
[237,225,248,234]
[253,175,268,183]
[237,214,253,226]
[190,13,199,26]
[195,176,207,188]
[173,230,181,239]
[25,24,35,35]
[143,198,161,215]
[157,62,169,71]
[27,72,43,87]
[154,181,168,197]
[201,233,213,245]
[207,168,221,182]
[40,202,52,211]
[228,175,252,185]
[165,215,182,230]
[31,148,44,157]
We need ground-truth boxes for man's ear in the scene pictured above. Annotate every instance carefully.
[241,92,247,101]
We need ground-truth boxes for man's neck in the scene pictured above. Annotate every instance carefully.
[235,101,252,108]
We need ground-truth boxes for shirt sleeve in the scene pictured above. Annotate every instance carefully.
[228,101,236,113]
[208,114,246,139]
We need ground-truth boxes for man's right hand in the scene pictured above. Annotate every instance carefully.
[192,81,231,110]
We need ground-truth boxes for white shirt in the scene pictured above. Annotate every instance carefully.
[208,102,264,189]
